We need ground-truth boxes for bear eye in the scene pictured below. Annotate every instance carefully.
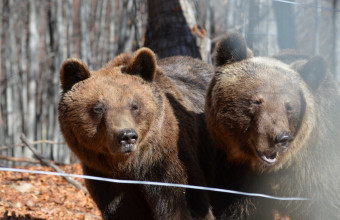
[285,103,293,112]
[220,107,228,114]
[252,98,263,105]
[131,102,139,112]
[92,102,105,115]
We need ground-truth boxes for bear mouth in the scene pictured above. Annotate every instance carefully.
[256,150,278,164]
[108,143,136,154]
[120,143,136,154]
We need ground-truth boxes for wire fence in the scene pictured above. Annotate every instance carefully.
[0,167,309,201]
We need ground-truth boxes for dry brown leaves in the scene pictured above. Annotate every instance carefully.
[0,164,101,220]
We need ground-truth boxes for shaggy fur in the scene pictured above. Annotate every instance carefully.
[205,32,340,219]
[58,48,215,220]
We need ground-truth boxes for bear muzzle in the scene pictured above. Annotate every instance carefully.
[256,132,294,164]
[116,128,139,153]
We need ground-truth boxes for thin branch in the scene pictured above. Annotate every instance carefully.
[0,140,66,152]
[20,134,88,194]
[0,155,41,164]
[314,0,321,55]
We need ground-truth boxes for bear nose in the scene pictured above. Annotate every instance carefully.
[117,128,138,146]
[275,132,294,149]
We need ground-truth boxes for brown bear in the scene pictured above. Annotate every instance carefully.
[58,48,215,220]
[205,32,340,219]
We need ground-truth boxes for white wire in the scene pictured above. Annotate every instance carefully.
[272,0,340,12]
[0,167,309,201]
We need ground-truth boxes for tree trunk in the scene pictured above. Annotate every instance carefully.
[9,0,22,164]
[109,0,116,60]
[67,0,73,58]
[117,0,135,54]
[144,0,202,60]
[27,0,39,159]
[80,0,92,69]
[295,0,334,65]
[0,0,4,162]
[247,0,259,54]
[314,0,322,55]
[3,0,13,164]
[334,0,340,80]
[273,0,297,49]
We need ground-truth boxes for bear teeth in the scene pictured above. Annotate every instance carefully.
[257,151,277,164]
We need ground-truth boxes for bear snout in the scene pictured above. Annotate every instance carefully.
[274,132,294,150]
[116,128,139,153]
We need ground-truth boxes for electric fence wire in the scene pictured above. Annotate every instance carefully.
[0,167,309,201]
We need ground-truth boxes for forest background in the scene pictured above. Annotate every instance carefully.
[0,0,339,165]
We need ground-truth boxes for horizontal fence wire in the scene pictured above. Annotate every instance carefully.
[0,167,309,201]
[272,0,340,12]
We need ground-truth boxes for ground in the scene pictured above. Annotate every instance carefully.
[0,164,101,220]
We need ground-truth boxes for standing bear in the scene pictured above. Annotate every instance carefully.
[205,32,340,219]
[58,48,215,219]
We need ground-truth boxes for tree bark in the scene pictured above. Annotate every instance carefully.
[117,0,135,54]
[314,0,322,55]
[295,0,334,63]
[109,0,116,60]
[144,0,201,59]
[9,0,22,164]
[132,0,143,50]
[67,0,73,58]
[80,0,92,69]
[54,0,69,162]
[3,0,13,162]
[247,0,259,54]
[0,0,3,159]
[273,0,297,50]
[97,0,108,67]
[27,0,39,159]
[334,0,340,80]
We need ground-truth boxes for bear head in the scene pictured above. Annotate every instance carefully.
[58,48,165,171]
[206,32,327,173]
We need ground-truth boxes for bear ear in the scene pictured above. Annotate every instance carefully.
[298,56,327,92]
[60,58,91,92]
[125,47,157,82]
[215,32,253,66]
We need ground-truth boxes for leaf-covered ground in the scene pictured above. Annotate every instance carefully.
[0,164,292,220]
[0,164,101,220]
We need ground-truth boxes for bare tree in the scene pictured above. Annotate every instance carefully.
[273,0,297,50]
[28,0,39,156]
[295,0,334,70]
[144,0,211,61]
[334,0,340,80]
[0,0,143,165]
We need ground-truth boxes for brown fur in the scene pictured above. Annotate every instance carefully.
[205,32,340,219]
[58,48,214,220]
